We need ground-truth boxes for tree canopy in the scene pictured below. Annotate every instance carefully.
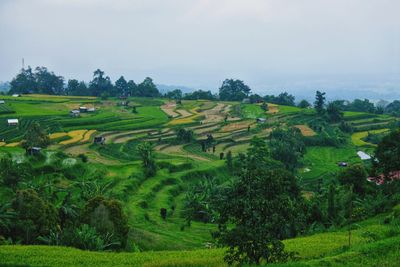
[219,79,251,101]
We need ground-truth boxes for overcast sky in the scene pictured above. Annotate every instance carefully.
[1,0,399,94]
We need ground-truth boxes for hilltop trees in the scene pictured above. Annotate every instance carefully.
[298,99,311,109]
[66,79,89,96]
[10,67,64,95]
[219,79,251,101]
[264,92,296,106]
[136,77,160,97]
[183,90,215,100]
[114,76,128,96]
[89,69,113,97]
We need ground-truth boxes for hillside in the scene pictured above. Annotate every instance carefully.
[0,94,399,265]
[1,212,399,266]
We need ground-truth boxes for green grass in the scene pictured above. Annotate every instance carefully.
[1,213,398,266]
[351,129,389,147]
[300,146,361,181]
[240,104,266,119]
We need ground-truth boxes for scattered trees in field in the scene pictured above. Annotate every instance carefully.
[176,128,194,143]
[269,128,306,170]
[137,142,157,177]
[22,122,50,150]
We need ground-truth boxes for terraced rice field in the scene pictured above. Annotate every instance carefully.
[351,128,390,146]
[294,124,316,136]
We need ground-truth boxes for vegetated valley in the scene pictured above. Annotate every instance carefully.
[1,68,400,266]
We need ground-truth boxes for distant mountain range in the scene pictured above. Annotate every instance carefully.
[156,84,195,94]
[0,82,10,92]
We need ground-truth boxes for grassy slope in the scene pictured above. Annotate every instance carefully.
[1,214,398,266]
[300,146,362,181]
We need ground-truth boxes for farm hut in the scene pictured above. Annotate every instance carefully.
[256,118,266,123]
[70,110,80,117]
[26,147,41,156]
[7,119,18,126]
[357,151,371,160]
[12,94,21,97]
[0,100,5,104]
[119,95,128,100]
[79,106,88,113]
[338,162,348,167]
[88,107,95,112]
[94,136,105,145]
[242,98,250,104]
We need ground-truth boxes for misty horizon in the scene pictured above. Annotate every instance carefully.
[1,0,400,100]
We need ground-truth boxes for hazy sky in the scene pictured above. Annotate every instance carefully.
[1,0,399,94]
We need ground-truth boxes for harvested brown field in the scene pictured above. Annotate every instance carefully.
[294,124,316,136]
[161,102,179,118]
[220,120,255,132]
[267,103,279,114]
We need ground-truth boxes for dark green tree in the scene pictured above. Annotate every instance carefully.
[137,142,157,177]
[9,67,37,94]
[269,128,306,171]
[137,77,160,97]
[337,164,368,196]
[88,69,113,97]
[22,122,50,150]
[12,189,58,244]
[327,183,337,223]
[326,102,343,123]
[219,79,251,101]
[35,67,64,95]
[0,158,32,190]
[298,99,311,109]
[373,129,400,176]
[176,128,194,143]
[314,91,326,115]
[213,138,304,265]
[81,196,129,249]
[166,89,183,100]
[114,76,128,96]
[127,80,137,96]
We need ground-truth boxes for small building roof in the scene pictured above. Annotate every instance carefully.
[357,151,371,160]
[7,119,18,124]
[70,109,80,113]
[12,94,20,97]
[0,100,5,104]
[79,106,87,109]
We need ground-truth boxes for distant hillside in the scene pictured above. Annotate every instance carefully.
[156,84,195,94]
[0,81,10,92]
